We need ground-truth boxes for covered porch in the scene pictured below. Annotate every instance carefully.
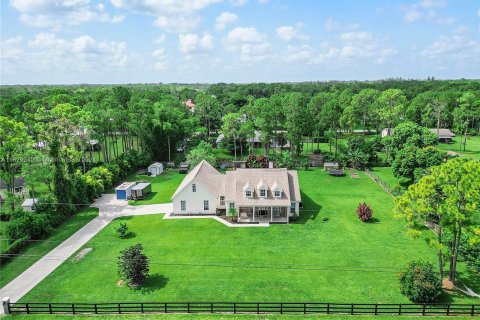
[237,206,289,223]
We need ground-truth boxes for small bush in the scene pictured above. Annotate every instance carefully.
[117,243,149,285]
[399,260,442,302]
[356,202,373,222]
[322,216,329,222]
[114,222,129,238]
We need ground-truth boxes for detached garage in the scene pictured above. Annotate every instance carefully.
[115,182,136,200]
[148,162,164,177]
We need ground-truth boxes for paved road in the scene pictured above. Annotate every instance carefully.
[0,194,172,308]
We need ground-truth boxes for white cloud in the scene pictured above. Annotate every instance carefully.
[230,0,248,6]
[110,0,221,33]
[402,0,454,25]
[226,27,270,61]
[276,24,309,42]
[178,33,214,54]
[154,34,166,44]
[316,31,396,65]
[325,19,359,31]
[283,45,315,63]
[215,12,238,31]
[10,0,124,29]
[1,32,128,76]
[420,31,480,67]
[152,48,167,70]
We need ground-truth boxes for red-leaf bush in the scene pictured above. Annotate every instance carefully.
[356,202,373,222]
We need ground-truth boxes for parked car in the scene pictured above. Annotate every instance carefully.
[179,164,190,174]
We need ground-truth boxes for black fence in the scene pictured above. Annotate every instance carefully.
[7,302,479,316]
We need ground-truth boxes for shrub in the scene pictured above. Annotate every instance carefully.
[399,260,442,302]
[6,210,52,242]
[114,222,129,238]
[117,243,150,285]
[227,208,238,221]
[246,155,269,168]
[356,202,373,222]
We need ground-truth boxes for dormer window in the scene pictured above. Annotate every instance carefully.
[243,182,253,198]
[271,181,282,198]
[257,179,268,198]
[192,183,196,192]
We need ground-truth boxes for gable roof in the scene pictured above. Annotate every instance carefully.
[429,128,455,138]
[171,160,221,199]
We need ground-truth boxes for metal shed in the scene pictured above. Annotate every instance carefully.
[148,162,164,176]
[131,183,152,200]
[115,182,136,200]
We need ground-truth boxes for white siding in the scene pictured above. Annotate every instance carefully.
[172,179,217,214]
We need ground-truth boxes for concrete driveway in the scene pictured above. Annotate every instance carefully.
[0,194,172,308]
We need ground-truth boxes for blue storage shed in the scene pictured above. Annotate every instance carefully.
[115,182,136,200]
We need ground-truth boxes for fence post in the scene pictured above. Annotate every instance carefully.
[257,303,259,314]
[280,303,283,314]
[187,303,190,313]
[351,304,354,315]
[303,303,306,314]
[471,305,475,316]
[210,303,213,313]
[398,304,402,315]
[26,303,30,314]
[422,304,426,316]
[164,303,167,313]
[72,303,75,314]
[49,303,52,314]
[118,303,121,314]
[1,297,10,315]
[327,303,330,314]
[447,304,450,315]
[374,304,378,315]
[140,303,144,313]
[94,304,98,314]
[233,303,236,314]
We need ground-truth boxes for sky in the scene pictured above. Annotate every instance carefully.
[1,0,479,85]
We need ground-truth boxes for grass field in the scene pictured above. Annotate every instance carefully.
[436,136,480,160]
[369,167,405,191]
[20,169,477,304]
[127,170,185,205]
[3,314,478,320]
[0,208,99,288]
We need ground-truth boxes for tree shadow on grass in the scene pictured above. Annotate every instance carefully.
[365,217,380,224]
[137,274,169,294]
[293,191,321,224]
[122,231,136,239]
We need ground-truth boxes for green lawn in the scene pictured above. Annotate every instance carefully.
[369,167,404,191]
[436,136,480,160]
[20,169,477,304]
[0,208,98,288]
[3,315,477,320]
[127,170,185,205]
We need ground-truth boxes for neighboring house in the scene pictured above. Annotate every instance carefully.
[171,160,301,223]
[148,162,164,176]
[182,99,195,113]
[22,198,36,212]
[0,177,25,194]
[247,130,262,148]
[381,128,455,142]
[430,128,455,142]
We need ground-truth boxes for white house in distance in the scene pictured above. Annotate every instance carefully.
[148,162,164,176]
[22,198,37,212]
[381,127,456,142]
[171,160,301,224]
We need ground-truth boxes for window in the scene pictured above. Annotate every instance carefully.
[220,196,225,205]
[229,202,235,209]
[192,183,196,192]
[204,200,209,211]
[290,202,296,213]
[274,190,281,197]
[181,200,186,211]
[245,190,252,197]
[260,189,266,197]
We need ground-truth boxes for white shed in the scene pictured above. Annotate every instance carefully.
[115,182,136,200]
[148,162,164,176]
[22,198,37,212]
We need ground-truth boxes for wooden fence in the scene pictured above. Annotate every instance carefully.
[6,301,479,316]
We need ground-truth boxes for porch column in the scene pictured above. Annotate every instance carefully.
[253,205,255,222]
[271,206,273,222]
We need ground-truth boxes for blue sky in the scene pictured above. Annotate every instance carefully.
[1,0,479,84]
